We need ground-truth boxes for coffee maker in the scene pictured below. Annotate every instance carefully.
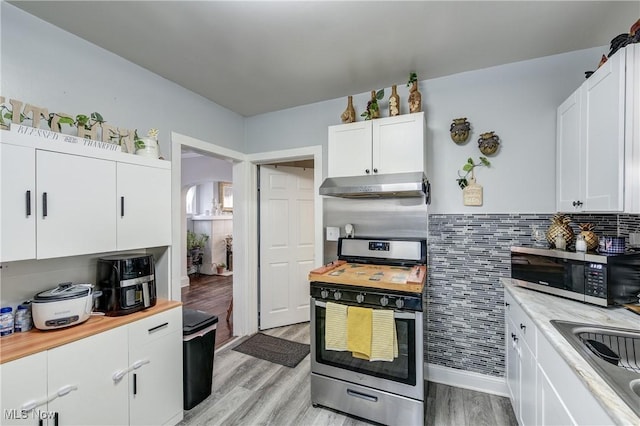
[96,254,157,316]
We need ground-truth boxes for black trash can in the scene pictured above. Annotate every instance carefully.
[182,308,218,410]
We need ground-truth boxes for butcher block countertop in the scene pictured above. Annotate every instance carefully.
[308,261,426,294]
[0,299,181,364]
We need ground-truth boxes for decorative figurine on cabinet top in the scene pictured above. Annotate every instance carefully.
[341,96,356,123]
[361,89,384,120]
[407,72,422,113]
[450,118,471,144]
[389,85,400,117]
[477,131,500,156]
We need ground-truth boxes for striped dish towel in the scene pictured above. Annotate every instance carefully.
[369,309,398,362]
[325,302,348,351]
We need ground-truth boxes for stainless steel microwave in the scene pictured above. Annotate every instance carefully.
[510,246,640,307]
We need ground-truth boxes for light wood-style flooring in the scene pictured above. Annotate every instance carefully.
[181,273,234,349]
[178,322,517,426]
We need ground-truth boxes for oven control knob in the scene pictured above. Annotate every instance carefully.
[395,298,405,309]
[320,289,329,299]
[356,294,365,303]
[380,296,389,307]
[333,291,342,301]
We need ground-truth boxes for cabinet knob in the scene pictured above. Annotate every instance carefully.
[505,302,510,307]
[373,168,378,173]
[520,324,526,331]
[365,169,370,174]
[572,200,583,207]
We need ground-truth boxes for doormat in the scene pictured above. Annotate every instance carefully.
[232,333,310,368]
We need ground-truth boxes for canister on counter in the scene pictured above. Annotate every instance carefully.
[14,302,33,332]
[0,306,14,336]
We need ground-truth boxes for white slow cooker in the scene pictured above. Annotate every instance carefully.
[32,283,101,330]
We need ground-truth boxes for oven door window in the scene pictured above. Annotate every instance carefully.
[314,305,416,386]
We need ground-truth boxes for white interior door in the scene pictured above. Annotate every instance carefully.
[259,165,314,330]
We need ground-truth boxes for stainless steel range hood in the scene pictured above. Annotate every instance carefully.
[319,172,430,201]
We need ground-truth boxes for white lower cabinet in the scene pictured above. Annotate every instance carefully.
[505,293,536,426]
[47,326,130,426]
[505,290,613,425]
[0,308,182,426]
[0,351,47,426]
[537,365,575,426]
[128,308,183,426]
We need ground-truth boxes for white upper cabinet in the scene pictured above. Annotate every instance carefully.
[328,112,425,178]
[0,143,36,262]
[0,131,172,262]
[557,44,638,213]
[37,150,117,258]
[373,113,425,176]
[117,163,171,250]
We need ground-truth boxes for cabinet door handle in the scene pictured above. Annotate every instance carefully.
[121,196,125,217]
[133,373,137,395]
[26,190,31,216]
[520,324,526,331]
[148,322,168,334]
[373,168,378,173]
[572,200,583,207]
[42,192,48,217]
[54,412,59,426]
[505,302,510,308]
[365,169,370,174]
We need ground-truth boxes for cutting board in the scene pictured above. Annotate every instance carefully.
[308,262,426,294]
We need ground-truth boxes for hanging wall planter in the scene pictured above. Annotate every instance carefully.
[478,131,500,156]
[450,118,471,144]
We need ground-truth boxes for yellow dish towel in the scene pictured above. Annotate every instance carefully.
[347,306,373,359]
[370,309,398,362]
[325,302,348,351]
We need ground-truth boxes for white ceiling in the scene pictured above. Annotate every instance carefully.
[9,1,640,117]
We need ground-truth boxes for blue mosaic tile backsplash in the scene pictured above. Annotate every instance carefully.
[425,213,639,378]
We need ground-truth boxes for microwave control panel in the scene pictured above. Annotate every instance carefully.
[585,263,607,298]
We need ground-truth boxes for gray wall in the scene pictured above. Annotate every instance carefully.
[1,3,245,158]
[245,46,603,214]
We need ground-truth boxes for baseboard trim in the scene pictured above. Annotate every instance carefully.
[426,363,509,397]
[181,275,190,288]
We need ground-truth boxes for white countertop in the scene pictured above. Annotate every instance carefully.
[502,278,639,425]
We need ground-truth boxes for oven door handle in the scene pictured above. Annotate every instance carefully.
[313,300,417,319]
[347,389,378,403]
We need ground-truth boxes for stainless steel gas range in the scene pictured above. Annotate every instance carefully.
[308,237,427,425]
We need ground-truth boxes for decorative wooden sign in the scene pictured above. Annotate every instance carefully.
[11,124,121,152]
[0,96,140,154]
[463,178,483,206]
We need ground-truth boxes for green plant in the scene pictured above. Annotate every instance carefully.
[0,104,26,127]
[216,262,226,269]
[133,128,159,150]
[361,89,384,120]
[456,157,490,189]
[407,72,418,86]
[48,112,104,133]
[187,230,209,250]
[134,129,145,150]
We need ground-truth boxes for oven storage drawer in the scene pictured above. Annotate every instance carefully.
[311,373,424,426]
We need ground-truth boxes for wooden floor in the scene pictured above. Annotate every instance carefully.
[178,322,517,426]
[181,273,234,349]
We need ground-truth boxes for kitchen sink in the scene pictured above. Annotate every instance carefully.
[550,320,640,418]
